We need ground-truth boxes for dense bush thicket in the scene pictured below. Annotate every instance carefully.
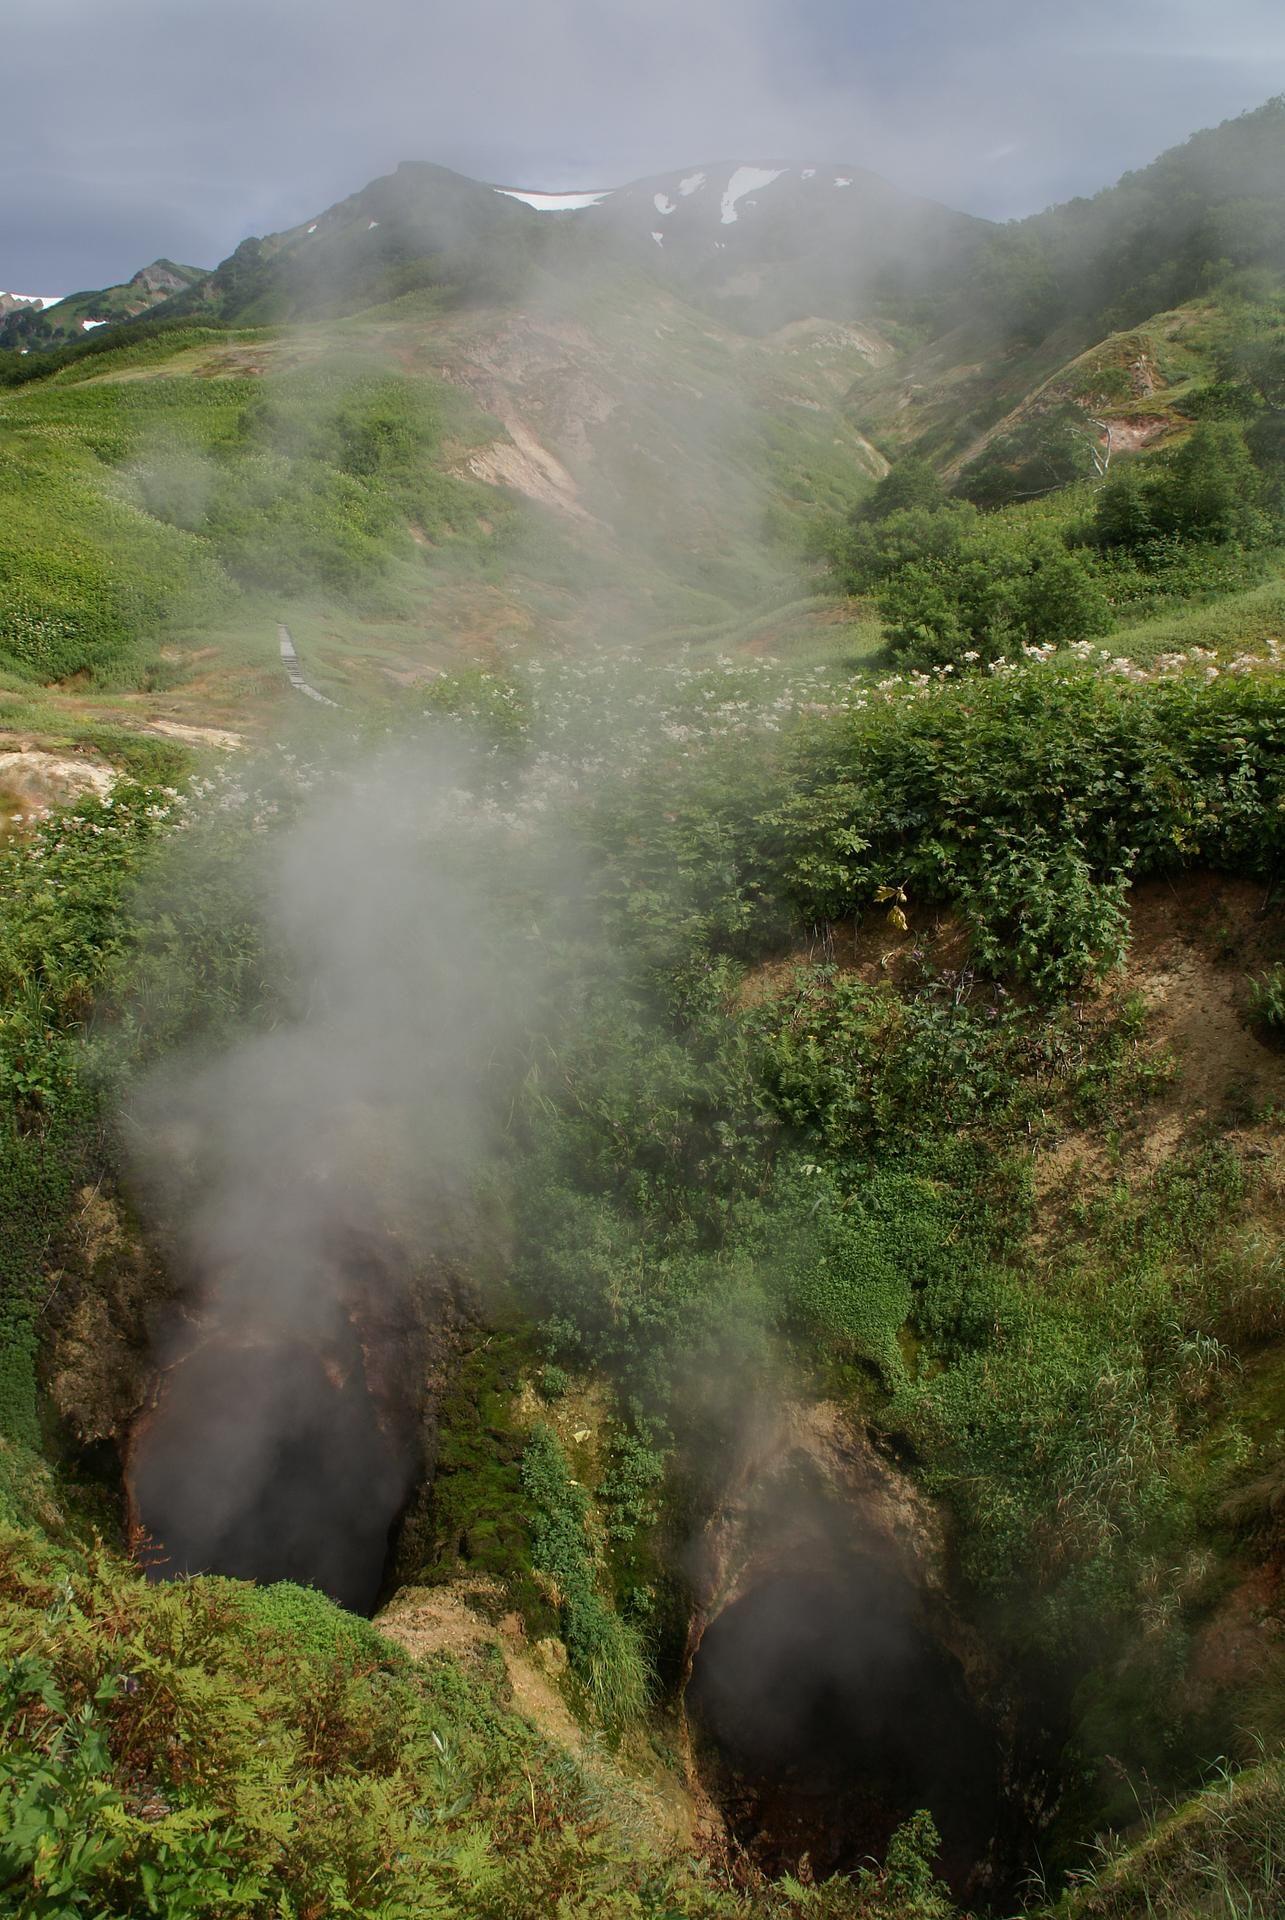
[1092,422,1272,551]
[581,664,1285,989]
[835,406,1283,669]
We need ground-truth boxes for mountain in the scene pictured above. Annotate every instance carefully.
[1,156,985,357]
[534,160,987,331]
[8,98,1285,368]
[0,289,63,317]
[134,156,983,340]
[2,97,1284,696]
[146,163,543,328]
[0,258,204,350]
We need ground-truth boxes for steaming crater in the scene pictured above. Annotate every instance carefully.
[681,1400,1044,1902]
[126,1245,422,1615]
[117,750,524,1617]
[686,1558,999,1897]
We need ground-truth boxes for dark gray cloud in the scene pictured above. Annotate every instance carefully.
[3,0,1283,290]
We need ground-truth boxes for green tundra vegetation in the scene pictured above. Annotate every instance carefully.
[2,640,1284,1917]
[2,100,1285,1920]
[0,341,513,688]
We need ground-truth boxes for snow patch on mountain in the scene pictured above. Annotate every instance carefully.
[653,192,675,215]
[720,166,785,225]
[494,187,613,211]
[679,171,705,196]
[1,292,64,309]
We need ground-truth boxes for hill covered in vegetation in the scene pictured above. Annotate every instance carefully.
[1,98,1285,1920]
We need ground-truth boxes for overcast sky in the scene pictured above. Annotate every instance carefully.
[4,0,1284,292]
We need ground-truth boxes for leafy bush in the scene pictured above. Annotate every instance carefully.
[879,525,1111,669]
[241,1582,392,1669]
[1,1656,256,1918]
[1093,424,1270,553]
[0,1527,745,1920]
[955,402,1103,508]
[755,668,1285,963]
[860,457,948,523]
[831,501,978,596]
[0,784,179,1505]
[950,827,1132,995]
[769,1164,942,1383]
[535,1362,570,1402]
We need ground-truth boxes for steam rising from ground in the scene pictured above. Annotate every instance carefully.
[124,747,540,1607]
[688,1562,1001,1894]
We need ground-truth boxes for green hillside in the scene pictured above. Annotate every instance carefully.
[2,102,1285,1920]
[0,263,205,354]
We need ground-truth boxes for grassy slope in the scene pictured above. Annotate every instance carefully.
[0,276,899,747]
[3,281,1282,759]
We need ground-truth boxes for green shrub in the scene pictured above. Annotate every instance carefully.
[1247,961,1285,1032]
[832,501,977,594]
[0,784,179,1496]
[879,527,1111,669]
[770,1165,931,1383]
[240,1583,395,1670]
[0,1655,258,1918]
[535,1363,570,1402]
[1093,424,1271,554]
[859,457,949,523]
[0,1527,728,1919]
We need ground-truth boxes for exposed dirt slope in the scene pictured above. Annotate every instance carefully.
[378,1579,699,1854]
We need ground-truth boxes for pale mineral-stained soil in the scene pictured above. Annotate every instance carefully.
[466,419,597,522]
[377,1579,699,1853]
[144,720,243,750]
[1104,413,1172,452]
[378,1580,589,1755]
[0,745,116,824]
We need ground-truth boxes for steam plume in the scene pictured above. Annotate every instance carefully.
[123,745,535,1609]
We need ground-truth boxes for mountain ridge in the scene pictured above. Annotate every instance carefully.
[6,94,1284,366]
